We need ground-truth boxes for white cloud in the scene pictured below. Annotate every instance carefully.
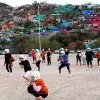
[0,0,100,7]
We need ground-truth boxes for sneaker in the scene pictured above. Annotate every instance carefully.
[7,72,10,77]
[69,74,72,77]
[87,68,90,71]
[9,73,12,77]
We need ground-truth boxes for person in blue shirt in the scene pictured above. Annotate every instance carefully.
[58,51,71,76]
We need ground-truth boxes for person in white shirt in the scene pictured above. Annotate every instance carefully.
[35,49,41,71]
[81,50,86,65]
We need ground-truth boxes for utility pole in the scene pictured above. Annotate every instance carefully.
[38,3,41,51]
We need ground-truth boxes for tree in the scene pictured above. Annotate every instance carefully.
[49,33,76,47]
[12,34,61,53]
[91,38,100,48]
[12,34,30,53]
[0,2,9,7]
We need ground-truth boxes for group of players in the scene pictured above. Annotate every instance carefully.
[4,48,52,100]
[3,47,100,100]
[76,48,100,70]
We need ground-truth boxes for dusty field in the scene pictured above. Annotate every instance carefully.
[0,54,100,100]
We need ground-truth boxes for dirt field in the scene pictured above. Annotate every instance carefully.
[0,54,100,100]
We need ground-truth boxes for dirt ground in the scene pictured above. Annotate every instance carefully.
[0,54,100,100]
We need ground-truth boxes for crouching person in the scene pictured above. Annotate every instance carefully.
[19,55,32,83]
[28,71,48,100]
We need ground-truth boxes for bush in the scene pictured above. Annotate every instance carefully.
[91,38,100,48]
[11,35,61,53]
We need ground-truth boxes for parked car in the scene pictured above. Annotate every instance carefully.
[2,51,5,55]
[69,50,75,53]
[0,50,5,55]
[54,50,59,54]
[24,51,30,54]
[28,51,32,56]
[92,48,99,58]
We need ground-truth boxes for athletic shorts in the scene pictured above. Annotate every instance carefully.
[33,57,36,60]
[23,71,31,78]
[59,63,70,69]
[86,59,92,65]
[27,85,48,98]
[42,56,45,60]
[76,57,81,62]
[97,58,100,62]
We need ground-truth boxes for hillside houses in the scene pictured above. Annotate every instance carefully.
[0,2,100,35]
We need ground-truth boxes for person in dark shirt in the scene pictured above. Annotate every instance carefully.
[19,55,32,82]
[76,51,82,66]
[85,48,94,70]
[65,49,69,56]
[4,49,12,76]
[46,48,52,65]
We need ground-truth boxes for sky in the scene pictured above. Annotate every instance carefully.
[0,0,100,7]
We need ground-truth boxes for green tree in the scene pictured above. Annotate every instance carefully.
[91,38,100,48]
[12,35,61,53]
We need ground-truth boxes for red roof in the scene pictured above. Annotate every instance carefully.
[9,21,15,25]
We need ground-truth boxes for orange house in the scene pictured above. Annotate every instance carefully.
[2,24,8,30]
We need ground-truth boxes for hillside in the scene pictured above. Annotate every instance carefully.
[0,2,100,51]
[0,2,13,25]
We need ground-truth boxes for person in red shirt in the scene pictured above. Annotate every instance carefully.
[32,49,36,64]
[97,48,100,66]
[41,49,46,63]
[27,71,48,100]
